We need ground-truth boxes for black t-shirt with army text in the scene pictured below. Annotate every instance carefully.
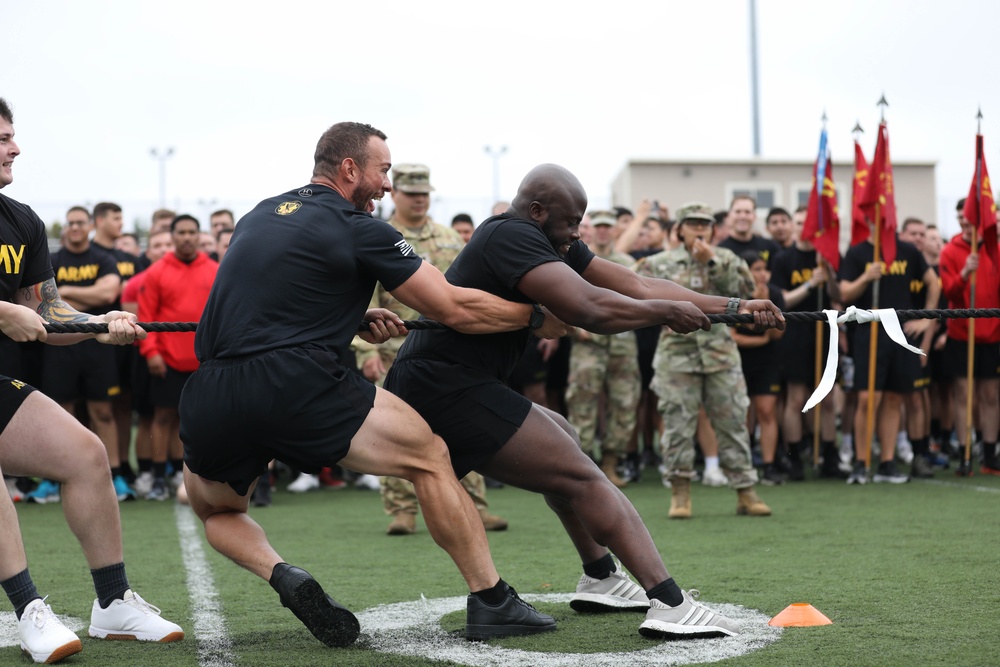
[770,246,839,312]
[718,234,782,270]
[51,244,120,316]
[838,238,928,310]
[393,214,595,381]
[194,184,423,361]
[0,193,55,301]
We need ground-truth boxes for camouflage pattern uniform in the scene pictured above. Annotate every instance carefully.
[566,250,640,459]
[351,166,490,518]
[637,205,759,489]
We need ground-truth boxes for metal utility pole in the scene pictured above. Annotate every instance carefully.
[150,147,175,208]
[749,0,761,156]
[484,145,508,205]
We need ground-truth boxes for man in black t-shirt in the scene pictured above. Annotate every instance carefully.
[0,97,182,664]
[386,164,784,641]
[179,122,565,647]
[838,234,939,484]
[718,195,781,270]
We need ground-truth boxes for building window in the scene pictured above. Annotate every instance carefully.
[726,183,780,211]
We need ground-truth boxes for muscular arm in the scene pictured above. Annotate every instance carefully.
[53,274,121,311]
[389,261,534,334]
[14,278,143,346]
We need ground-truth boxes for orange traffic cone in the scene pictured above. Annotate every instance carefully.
[768,603,833,627]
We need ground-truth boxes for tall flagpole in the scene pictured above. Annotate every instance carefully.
[960,108,983,476]
[813,110,828,467]
[864,95,888,472]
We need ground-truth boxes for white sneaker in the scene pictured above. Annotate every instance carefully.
[288,473,320,493]
[89,590,184,642]
[6,477,24,502]
[133,472,154,498]
[701,467,728,487]
[19,597,83,664]
[638,590,740,639]
[896,433,914,464]
[354,474,380,491]
[169,471,185,492]
[570,565,650,612]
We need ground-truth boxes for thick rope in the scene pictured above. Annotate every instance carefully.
[36,307,1000,335]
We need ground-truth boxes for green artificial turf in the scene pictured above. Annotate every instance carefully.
[7,467,999,666]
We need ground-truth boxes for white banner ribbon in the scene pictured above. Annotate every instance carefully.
[802,307,925,412]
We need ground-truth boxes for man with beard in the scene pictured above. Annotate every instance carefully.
[385,165,784,640]
[178,122,565,647]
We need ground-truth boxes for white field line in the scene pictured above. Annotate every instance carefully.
[921,479,1000,494]
[174,503,235,667]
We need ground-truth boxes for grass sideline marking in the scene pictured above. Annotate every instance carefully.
[355,593,781,666]
[923,479,1000,494]
[175,503,235,667]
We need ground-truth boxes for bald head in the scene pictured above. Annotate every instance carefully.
[509,164,587,222]
[509,164,588,257]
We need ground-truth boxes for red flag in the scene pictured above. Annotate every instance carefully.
[858,122,897,265]
[962,134,999,265]
[801,136,841,271]
[851,140,870,246]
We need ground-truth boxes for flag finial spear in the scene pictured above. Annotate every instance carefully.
[853,120,864,139]
[877,94,888,123]
[977,106,983,134]
[821,109,828,128]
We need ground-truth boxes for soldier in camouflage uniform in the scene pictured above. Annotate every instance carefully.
[566,211,639,487]
[637,202,771,519]
[352,164,507,535]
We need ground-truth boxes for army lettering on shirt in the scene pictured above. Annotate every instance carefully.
[838,238,928,310]
[770,246,839,312]
[51,245,120,315]
[0,194,55,299]
[718,235,782,270]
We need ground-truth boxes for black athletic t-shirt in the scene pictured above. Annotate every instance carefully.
[736,283,785,369]
[838,238,928,310]
[51,244,119,316]
[195,184,423,361]
[0,194,54,301]
[770,246,838,312]
[394,214,595,381]
[718,234,781,270]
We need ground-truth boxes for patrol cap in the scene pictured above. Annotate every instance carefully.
[675,202,716,225]
[392,163,435,194]
[590,210,616,227]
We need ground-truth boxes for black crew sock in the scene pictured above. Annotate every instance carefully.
[912,436,931,457]
[930,419,943,444]
[1,569,41,620]
[471,578,507,606]
[153,461,168,480]
[169,459,185,476]
[91,562,130,608]
[138,458,153,474]
[111,465,122,479]
[787,439,803,462]
[647,578,684,607]
[582,553,616,580]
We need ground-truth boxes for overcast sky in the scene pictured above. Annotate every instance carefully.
[4,0,998,237]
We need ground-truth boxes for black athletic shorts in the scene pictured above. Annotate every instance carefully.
[508,335,547,391]
[941,338,1000,379]
[151,366,192,408]
[635,326,660,389]
[114,344,133,393]
[385,357,532,478]
[778,321,830,385]
[180,346,375,496]
[41,340,120,403]
[742,362,782,396]
[850,326,922,393]
[130,348,154,417]
[0,375,37,434]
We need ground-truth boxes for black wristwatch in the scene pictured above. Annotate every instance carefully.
[528,304,545,330]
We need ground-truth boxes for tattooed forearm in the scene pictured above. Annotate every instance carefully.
[34,278,90,323]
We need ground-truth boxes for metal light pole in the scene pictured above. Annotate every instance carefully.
[150,147,175,208]
[484,145,508,205]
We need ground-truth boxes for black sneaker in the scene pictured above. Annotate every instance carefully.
[466,582,556,640]
[847,461,868,485]
[271,564,359,647]
[872,460,910,484]
[252,473,272,507]
[910,456,935,479]
[760,464,785,486]
[787,458,806,482]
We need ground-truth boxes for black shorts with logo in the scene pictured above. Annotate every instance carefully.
[850,326,922,394]
[0,374,37,434]
[180,346,375,496]
[41,340,120,403]
[385,357,532,479]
